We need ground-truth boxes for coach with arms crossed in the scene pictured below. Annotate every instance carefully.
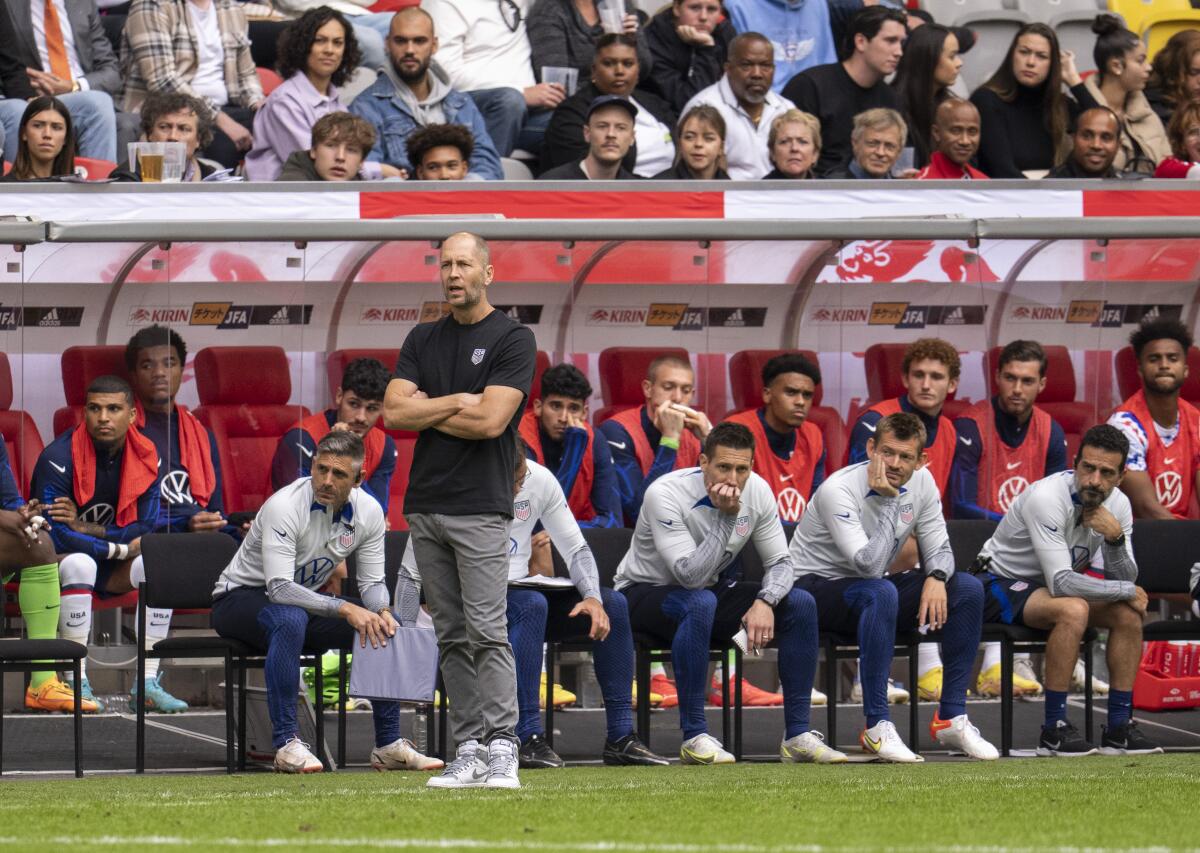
[385,231,536,790]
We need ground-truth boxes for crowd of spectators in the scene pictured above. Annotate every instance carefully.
[2,0,1200,182]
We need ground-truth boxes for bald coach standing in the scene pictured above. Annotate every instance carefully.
[385,231,536,789]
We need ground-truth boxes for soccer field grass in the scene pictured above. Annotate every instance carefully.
[0,755,1193,852]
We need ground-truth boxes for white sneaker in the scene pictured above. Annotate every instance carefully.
[1013,658,1044,696]
[780,731,847,764]
[427,740,488,789]
[850,679,910,705]
[350,697,373,711]
[485,738,521,789]
[932,714,999,760]
[1072,659,1109,695]
[860,720,924,763]
[810,687,827,707]
[680,733,736,765]
[370,738,445,772]
[273,737,322,773]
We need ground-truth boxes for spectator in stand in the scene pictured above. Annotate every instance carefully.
[824,107,908,178]
[722,0,835,95]
[541,33,675,176]
[423,0,565,159]
[527,0,653,90]
[1083,14,1169,176]
[644,0,735,113]
[1155,102,1200,178]
[653,103,728,179]
[539,94,638,180]
[120,0,265,169]
[915,98,986,179]
[349,7,502,180]
[970,24,1100,179]
[783,5,904,176]
[0,95,75,181]
[1047,106,1120,179]
[244,8,395,182]
[407,122,472,180]
[1145,29,1200,127]
[827,0,908,51]
[111,91,219,181]
[0,0,129,163]
[891,23,961,170]
[681,32,793,179]
[277,109,374,180]
[763,108,820,179]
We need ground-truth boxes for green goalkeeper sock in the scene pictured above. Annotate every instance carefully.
[18,563,61,688]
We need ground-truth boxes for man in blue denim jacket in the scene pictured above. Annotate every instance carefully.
[349,7,503,180]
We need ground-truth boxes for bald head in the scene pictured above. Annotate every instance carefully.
[930,98,981,166]
[387,7,436,83]
[1069,108,1120,176]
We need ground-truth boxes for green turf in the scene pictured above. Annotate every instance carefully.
[0,755,1193,851]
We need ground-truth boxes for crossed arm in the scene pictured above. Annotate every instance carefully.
[384,378,524,440]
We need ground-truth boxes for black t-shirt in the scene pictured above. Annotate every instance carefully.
[782,62,899,176]
[394,309,536,517]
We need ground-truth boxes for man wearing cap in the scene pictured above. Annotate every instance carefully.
[538,96,639,181]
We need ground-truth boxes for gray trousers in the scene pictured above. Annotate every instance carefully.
[407,512,518,747]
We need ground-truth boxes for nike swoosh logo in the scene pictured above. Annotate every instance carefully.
[863,734,882,751]
[149,621,170,627]
[607,441,627,450]
[274,527,288,540]
[780,474,794,482]
[1165,457,1176,464]
[66,619,86,628]
[50,461,66,473]
[469,768,489,781]
[1006,461,1021,470]
[864,423,877,433]
[1041,523,1058,533]
[297,445,313,458]
[958,437,973,446]
[658,520,673,528]
[835,512,851,520]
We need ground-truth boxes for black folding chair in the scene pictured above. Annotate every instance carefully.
[136,533,241,773]
[0,639,86,777]
[1133,519,1200,642]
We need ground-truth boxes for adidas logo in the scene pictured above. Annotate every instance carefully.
[944,306,963,323]
[268,306,291,325]
[38,308,58,327]
[728,309,743,321]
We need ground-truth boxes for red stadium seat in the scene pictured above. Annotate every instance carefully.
[74,157,117,180]
[727,349,846,475]
[986,345,1093,460]
[0,352,44,495]
[193,347,308,513]
[595,346,691,425]
[525,351,553,410]
[1114,345,1200,405]
[256,67,284,96]
[53,346,127,437]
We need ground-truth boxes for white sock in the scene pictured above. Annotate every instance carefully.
[917,644,942,678]
[650,662,667,678]
[853,659,861,685]
[141,608,173,680]
[982,642,1002,671]
[59,593,93,682]
[541,643,548,677]
[57,553,98,683]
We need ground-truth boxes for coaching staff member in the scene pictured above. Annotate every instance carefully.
[385,231,536,790]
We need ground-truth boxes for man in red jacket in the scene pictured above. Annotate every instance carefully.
[916,99,988,180]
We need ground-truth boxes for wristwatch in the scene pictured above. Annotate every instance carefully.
[927,569,948,583]
[1105,533,1126,547]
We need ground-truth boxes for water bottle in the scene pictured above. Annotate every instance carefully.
[412,705,429,753]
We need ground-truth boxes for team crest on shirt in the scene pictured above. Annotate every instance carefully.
[514,500,531,521]
[339,529,355,549]
[735,515,750,536]
[471,348,487,365]
[900,503,914,524]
